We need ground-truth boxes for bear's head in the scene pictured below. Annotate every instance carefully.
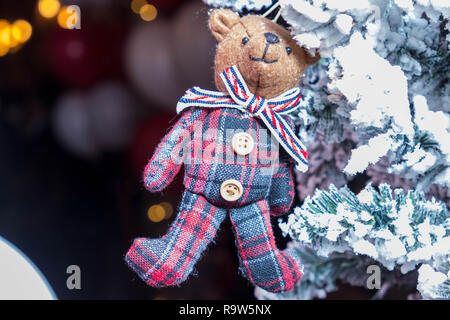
[209,9,319,99]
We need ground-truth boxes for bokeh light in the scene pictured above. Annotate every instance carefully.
[11,20,32,44]
[0,42,8,57]
[57,6,80,29]
[160,201,173,219]
[139,4,158,22]
[0,20,11,48]
[147,204,165,223]
[131,0,147,14]
[38,0,61,19]
[0,20,20,51]
[146,202,173,222]
[0,19,33,57]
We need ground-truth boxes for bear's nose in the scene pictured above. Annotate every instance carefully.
[264,32,280,44]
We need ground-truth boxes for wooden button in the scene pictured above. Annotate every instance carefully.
[220,180,243,202]
[231,132,254,156]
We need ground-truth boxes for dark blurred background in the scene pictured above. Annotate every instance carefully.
[0,0,268,299]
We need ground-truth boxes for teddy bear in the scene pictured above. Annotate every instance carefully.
[125,9,319,293]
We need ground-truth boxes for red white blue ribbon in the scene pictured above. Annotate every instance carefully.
[176,65,308,172]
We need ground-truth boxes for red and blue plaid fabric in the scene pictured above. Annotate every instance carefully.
[125,190,301,292]
[125,191,227,287]
[143,107,293,209]
[142,108,208,192]
[230,198,301,292]
[126,73,305,292]
[177,65,309,172]
[269,158,296,216]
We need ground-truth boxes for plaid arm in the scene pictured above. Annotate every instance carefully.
[268,157,295,216]
[143,108,206,192]
[268,115,296,216]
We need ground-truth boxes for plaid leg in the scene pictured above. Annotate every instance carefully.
[125,191,226,287]
[229,199,301,293]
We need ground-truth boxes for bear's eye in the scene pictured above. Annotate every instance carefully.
[241,37,250,46]
[286,47,293,55]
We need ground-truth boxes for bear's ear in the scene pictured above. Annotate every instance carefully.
[209,9,241,42]
[305,49,321,66]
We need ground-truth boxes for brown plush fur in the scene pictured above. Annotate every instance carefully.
[209,9,319,99]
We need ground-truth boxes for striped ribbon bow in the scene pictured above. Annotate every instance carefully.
[176,65,308,172]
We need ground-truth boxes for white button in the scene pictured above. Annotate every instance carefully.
[231,132,254,156]
[220,180,243,202]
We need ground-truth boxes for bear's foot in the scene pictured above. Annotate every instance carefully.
[229,199,301,293]
[125,237,191,287]
[125,191,227,287]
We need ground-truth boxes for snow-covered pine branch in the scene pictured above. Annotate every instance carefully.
[203,0,272,11]
[262,183,449,299]
[282,0,450,188]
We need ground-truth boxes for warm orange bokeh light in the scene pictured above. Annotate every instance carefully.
[131,0,147,14]
[147,204,166,223]
[0,42,8,57]
[0,19,33,57]
[38,0,61,19]
[0,20,11,47]
[0,20,20,50]
[57,6,80,29]
[11,20,33,43]
[139,4,158,22]
[159,202,173,219]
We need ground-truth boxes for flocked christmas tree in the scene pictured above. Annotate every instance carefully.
[204,0,450,299]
